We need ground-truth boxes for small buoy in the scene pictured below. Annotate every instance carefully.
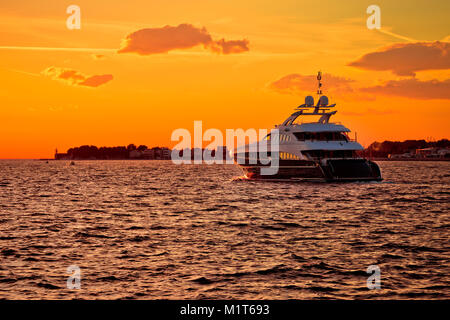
[70,161,75,166]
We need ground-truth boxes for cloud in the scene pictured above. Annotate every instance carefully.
[361,78,450,100]
[42,67,113,87]
[269,73,354,96]
[268,72,450,101]
[79,74,114,87]
[118,23,249,55]
[210,39,249,54]
[348,41,450,76]
[92,54,106,60]
[269,73,378,102]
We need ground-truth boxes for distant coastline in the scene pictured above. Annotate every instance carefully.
[53,144,231,161]
[51,139,450,161]
[361,139,450,160]
[54,144,171,160]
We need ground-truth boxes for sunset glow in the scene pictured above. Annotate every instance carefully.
[0,0,449,158]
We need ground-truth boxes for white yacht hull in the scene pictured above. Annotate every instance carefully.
[237,158,382,182]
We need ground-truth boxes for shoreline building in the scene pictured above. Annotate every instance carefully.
[54,148,70,160]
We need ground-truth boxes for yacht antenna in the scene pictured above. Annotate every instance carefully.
[317,71,322,98]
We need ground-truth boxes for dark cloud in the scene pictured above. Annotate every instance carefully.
[42,67,113,87]
[79,74,114,87]
[361,78,450,100]
[269,72,450,101]
[269,73,354,95]
[211,39,249,54]
[118,23,249,55]
[348,41,450,76]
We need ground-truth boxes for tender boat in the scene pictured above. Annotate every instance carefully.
[234,72,382,182]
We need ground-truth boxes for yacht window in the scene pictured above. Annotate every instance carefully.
[293,132,348,141]
[279,152,299,160]
[304,150,355,159]
[293,132,306,141]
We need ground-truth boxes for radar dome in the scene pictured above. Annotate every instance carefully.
[305,96,314,106]
[319,95,329,106]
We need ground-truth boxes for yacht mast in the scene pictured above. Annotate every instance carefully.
[317,71,323,99]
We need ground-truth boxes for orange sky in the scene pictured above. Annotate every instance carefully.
[0,0,449,158]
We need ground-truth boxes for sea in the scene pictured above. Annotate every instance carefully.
[0,160,448,299]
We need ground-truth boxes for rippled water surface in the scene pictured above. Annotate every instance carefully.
[0,160,448,299]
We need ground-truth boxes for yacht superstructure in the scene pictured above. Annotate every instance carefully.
[234,72,382,182]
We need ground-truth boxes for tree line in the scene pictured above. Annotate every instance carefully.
[65,144,165,159]
[363,139,450,157]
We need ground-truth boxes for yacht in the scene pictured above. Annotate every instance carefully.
[234,72,382,182]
